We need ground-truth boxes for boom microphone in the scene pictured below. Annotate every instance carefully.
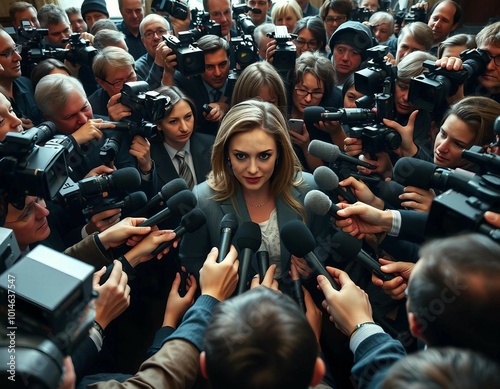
[218,213,239,263]
[308,139,376,169]
[132,178,188,217]
[313,166,357,204]
[304,106,376,124]
[304,190,344,220]
[151,208,207,256]
[280,220,340,290]
[236,222,262,294]
[332,231,395,281]
[138,189,196,227]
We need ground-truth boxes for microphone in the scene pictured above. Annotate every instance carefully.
[332,231,395,281]
[290,262,306,313]
[304,106,375,124]
[313,165,357,204]
[304,190,345,220]
[217,213,239,263]
[280,220,340,290]
[138,189,196,227]
[374,179,405,209]
[84,191,147,217]
[235,222,262,294]
[308,139,376,170]
[393,157,475,194]
[132,178,188,217]
[151,208,207,257]
[256,251,269,281]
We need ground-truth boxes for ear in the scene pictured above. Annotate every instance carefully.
[95,77,106,89]
[199,351,208,379]
[310,357,326,387]
[408,312,424,340]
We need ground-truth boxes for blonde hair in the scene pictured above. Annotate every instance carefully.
[208,100,305,218]
[271,0,303,24]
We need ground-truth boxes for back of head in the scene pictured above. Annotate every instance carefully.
[204,287,318,389]
[382,347,500,389]
[328,20,374,60]
[408,233,500,362]
[397,50,437,83]
[90,19,119,35]
[93,29,126,51]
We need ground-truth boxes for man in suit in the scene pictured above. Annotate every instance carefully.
[117,0,147,60]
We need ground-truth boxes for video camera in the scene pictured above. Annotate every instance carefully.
[409,48,490,112]
[267,25,297,72]
[350,7,374,23]
[189,8,222,40]
[151,0,189,20]
[164,32,205,76]
[351,46,401,156]
[403,5,427,24]
[230,4,259,71]
[0,123,69,203]
[0,244,95,388]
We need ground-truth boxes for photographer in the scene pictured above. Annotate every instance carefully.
[473,21,500,103]
[203,0,237,40]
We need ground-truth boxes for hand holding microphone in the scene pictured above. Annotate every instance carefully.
[217,213,239,263]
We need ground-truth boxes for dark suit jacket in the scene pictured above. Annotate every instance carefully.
[150,132,215,193]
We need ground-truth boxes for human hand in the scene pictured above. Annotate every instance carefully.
[304,287,322,344]
[93,260,131,329]
[250,264,278,291]
[358,151,394,179]
[163,271,197,328]
[265,39,276,63]
[338,176,384,209]
[343,137,363,156]
[107,93,132,121]
[84,165,115,178]
[85,208,122,235]
[289,124,311,151]
[80,32,94,45]
[204,101,228,122]
[484,211,500,228]
[21,117,34,129]
[371,258,414,300]
[318,267,373,337]
[162,47,177,74]
[435,56,463,71]
[71,119,116,144]
[130,135,152,172]
[335,202,393,239]
[170,7,191,35]
[383,110,419,157]
[57,357,76,389]
[97,216,152,249]
[123,230,177,267]
[291,255,315,279]
[154,40,170,67]
[399,185,435,213]
[199,246,239,301]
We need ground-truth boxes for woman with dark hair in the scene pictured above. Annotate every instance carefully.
[150,86,215,192]
[293,16,327,57]
[319,0,352,43]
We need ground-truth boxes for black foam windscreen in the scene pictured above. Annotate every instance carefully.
[167,189,197,216]
[180,208,206,232]
[280,220,316,258]
[111,167,141,191]
[235,221,262,252]
[161,178,188,200]
[124,191,147,209]
[303,106,325,123]
[332,231,362,260]
[393,157,437,189]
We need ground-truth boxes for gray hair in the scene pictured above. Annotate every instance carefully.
[93,29,127,50]
[35,74,86,117]
[397,50,437,83]
[38,4,70,28]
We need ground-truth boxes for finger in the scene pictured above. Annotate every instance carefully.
[170,272,181,292]
[92,266,106,287]
[205,247,218,264]
[261,264,276,286]
[108,260,123,283]
[185,276,198,299]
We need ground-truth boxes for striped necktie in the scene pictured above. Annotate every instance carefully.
[176,150,194,190]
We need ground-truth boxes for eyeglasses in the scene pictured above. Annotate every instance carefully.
[486,53,500,67]
[100,72,136,89]
[4,197,46,224]
[294,88,324,99]
[143,28,168,39]
[294,39,319,49]
[0,44,22,59]
[325,16,347,24]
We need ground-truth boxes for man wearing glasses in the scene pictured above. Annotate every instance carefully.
[320,0,352,43]
[474,21,500,103]
[0,28,42,127]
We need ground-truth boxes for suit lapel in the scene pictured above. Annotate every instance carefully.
[151,142,179,185]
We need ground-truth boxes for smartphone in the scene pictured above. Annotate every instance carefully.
[288,119,304,134]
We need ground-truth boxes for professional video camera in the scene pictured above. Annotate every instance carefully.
[351,46,401,156]
[267,25,296,72]
[151,0,188,20]
[350,7,374,23]
[233,4,261,35]
[230,4,259,71]
[393,146,500,243]
[0,123,69,203]
[409,48,490,112]
[403,5,427,24]
[189,8,222,40]
[0,244,95,388]
[164,32,205,76]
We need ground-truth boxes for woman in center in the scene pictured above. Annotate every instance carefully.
[179,99,331,287]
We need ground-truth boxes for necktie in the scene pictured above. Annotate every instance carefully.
[176,150,194,190]
[211,89,222,103]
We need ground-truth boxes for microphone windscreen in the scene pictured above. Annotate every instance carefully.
[124,191,147,209]
[332,231,362,260]
[303,106,325,123]
[280,220,316,257]
[221,213,238,230]
[166,190,197,216]
[111,167,141,191]
[161,178,188,200]
[375,180,405,209]
[235,222,262,252]
[313,166,340,191]
[180,208,207,232]
[393,157,436,189]
[304,190,332,216]
[308,140,340,163]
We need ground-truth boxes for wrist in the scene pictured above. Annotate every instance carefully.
[380,210,394,232]
[139,160,153,175]
[349,321,376,339]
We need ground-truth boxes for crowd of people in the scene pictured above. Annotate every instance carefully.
[1,0,500,388]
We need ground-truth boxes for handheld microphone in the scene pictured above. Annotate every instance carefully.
[138,189,196,227]
[304,106,375,124]
[132,178,188,217]
[151,208,207,257]
[290,263,306,313]
[308,139,376,170]
[280,220,340,290]
[235,222,262,294]
[256,251,269,281]
[304,190,345,220]
[84,191,147,217]
[313,166,357,204]
[217,213,239,263]
[332,231,395,281]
